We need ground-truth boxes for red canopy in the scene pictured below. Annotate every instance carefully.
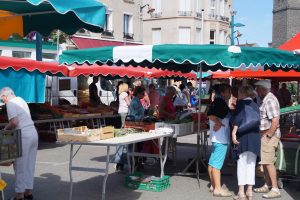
[278,32,300,51]
[0,56,69,76]
[212,70,300,81]
[0,56,197,79]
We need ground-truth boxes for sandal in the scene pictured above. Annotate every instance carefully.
[254,185,269,193]
[233,194,247,200]
[209,184,229,193]
[213,189,232,197]
[263,189,281,199]
[246,191,253,200]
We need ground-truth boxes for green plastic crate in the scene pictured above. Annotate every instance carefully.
[125,172,170,192]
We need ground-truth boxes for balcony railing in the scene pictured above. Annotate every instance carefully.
[123,32,134,40]
[196,12,202,18]
[178,11,192,16]
[101,30,114,37]
[151,12,162,18]
[208,14,230,22]
[123,0,134,4]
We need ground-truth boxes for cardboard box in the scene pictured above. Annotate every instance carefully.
[99,126,114,140]
[57,126,100,142]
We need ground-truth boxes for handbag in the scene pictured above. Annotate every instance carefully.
[237,102,260,134]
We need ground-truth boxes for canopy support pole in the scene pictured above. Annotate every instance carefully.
[36,33,42,61]
[177,64,207,185]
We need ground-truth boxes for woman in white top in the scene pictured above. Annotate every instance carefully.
[115,83,131,171]
[118,83,131,127]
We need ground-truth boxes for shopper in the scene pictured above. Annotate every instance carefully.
[129,86,145,121]
[254,80,281,199]
[148,83,160,113]
[0,87,38,200]
[158,86,177,120]
[207,83,232,197]
[114,83,131,171]
[278,83,291,108]
[118,83,131,127]
[231,85,261,200]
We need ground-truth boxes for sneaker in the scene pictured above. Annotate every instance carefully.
[262,188,281,199]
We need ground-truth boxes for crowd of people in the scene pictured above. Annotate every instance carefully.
[207,80,282,199]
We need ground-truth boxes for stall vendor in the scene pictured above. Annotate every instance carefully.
[89,76,101,106]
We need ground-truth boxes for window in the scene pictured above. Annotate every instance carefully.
[152,28,161,45]
[178,27,191,44]
[124,14,133,39]
[220,0,225,16]
[178,0,192,16]
[210,0,216,16]
[210,30,216,44]
[59,79,71,91]
[196,28,202,44]
[12,51,31,58]
[219,30,225,44]
[42,53,57,60]
[103,10,113,36]
[224,31,228,44]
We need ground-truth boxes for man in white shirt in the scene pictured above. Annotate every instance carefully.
[0,87,38,200]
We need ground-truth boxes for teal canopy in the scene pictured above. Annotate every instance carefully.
[59,44,300,73]
[0,68,45,103]
[0,0,106,38]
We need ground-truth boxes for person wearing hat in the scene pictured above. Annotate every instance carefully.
[253,80,281,199]
[0,87,38,200]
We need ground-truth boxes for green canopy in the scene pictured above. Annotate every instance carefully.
[59,44,300,73]
[0,0,106,39]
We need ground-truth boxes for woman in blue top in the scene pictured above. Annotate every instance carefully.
[129,86,145,121]
[231,85,261,200]
[207,84,232,197]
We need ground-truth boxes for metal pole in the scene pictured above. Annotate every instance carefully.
[196,64,203,184]
[36,32,42,61]
[230,11,235,46]
[201,9,204,44]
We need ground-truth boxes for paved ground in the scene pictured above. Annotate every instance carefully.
[0,134,299,200]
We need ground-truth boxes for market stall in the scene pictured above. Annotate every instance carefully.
[59,44,300,182]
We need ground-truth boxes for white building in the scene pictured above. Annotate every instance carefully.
[142,0,233,45]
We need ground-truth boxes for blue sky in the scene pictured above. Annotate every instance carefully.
[234,0,273,47]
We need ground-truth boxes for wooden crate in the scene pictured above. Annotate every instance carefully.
[57,126,100,143]
[99,126,115,140]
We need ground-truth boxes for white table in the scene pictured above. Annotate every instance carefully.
[61,131,173,200]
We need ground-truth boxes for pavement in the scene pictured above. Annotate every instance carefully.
[0,134,299,200]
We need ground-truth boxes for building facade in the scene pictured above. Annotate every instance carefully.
[142,0,232,45]
[272,0,300,47]
[74,0,143,45]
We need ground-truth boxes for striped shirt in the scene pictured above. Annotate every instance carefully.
[259,92,281,138]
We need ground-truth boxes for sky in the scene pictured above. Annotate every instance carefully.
[234,0,273,47]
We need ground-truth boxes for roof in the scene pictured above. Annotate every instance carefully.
[0,39,57,50]
[278,32,300,51]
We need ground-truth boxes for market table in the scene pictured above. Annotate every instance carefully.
[59,130,173,200]
[0,114,118,133]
